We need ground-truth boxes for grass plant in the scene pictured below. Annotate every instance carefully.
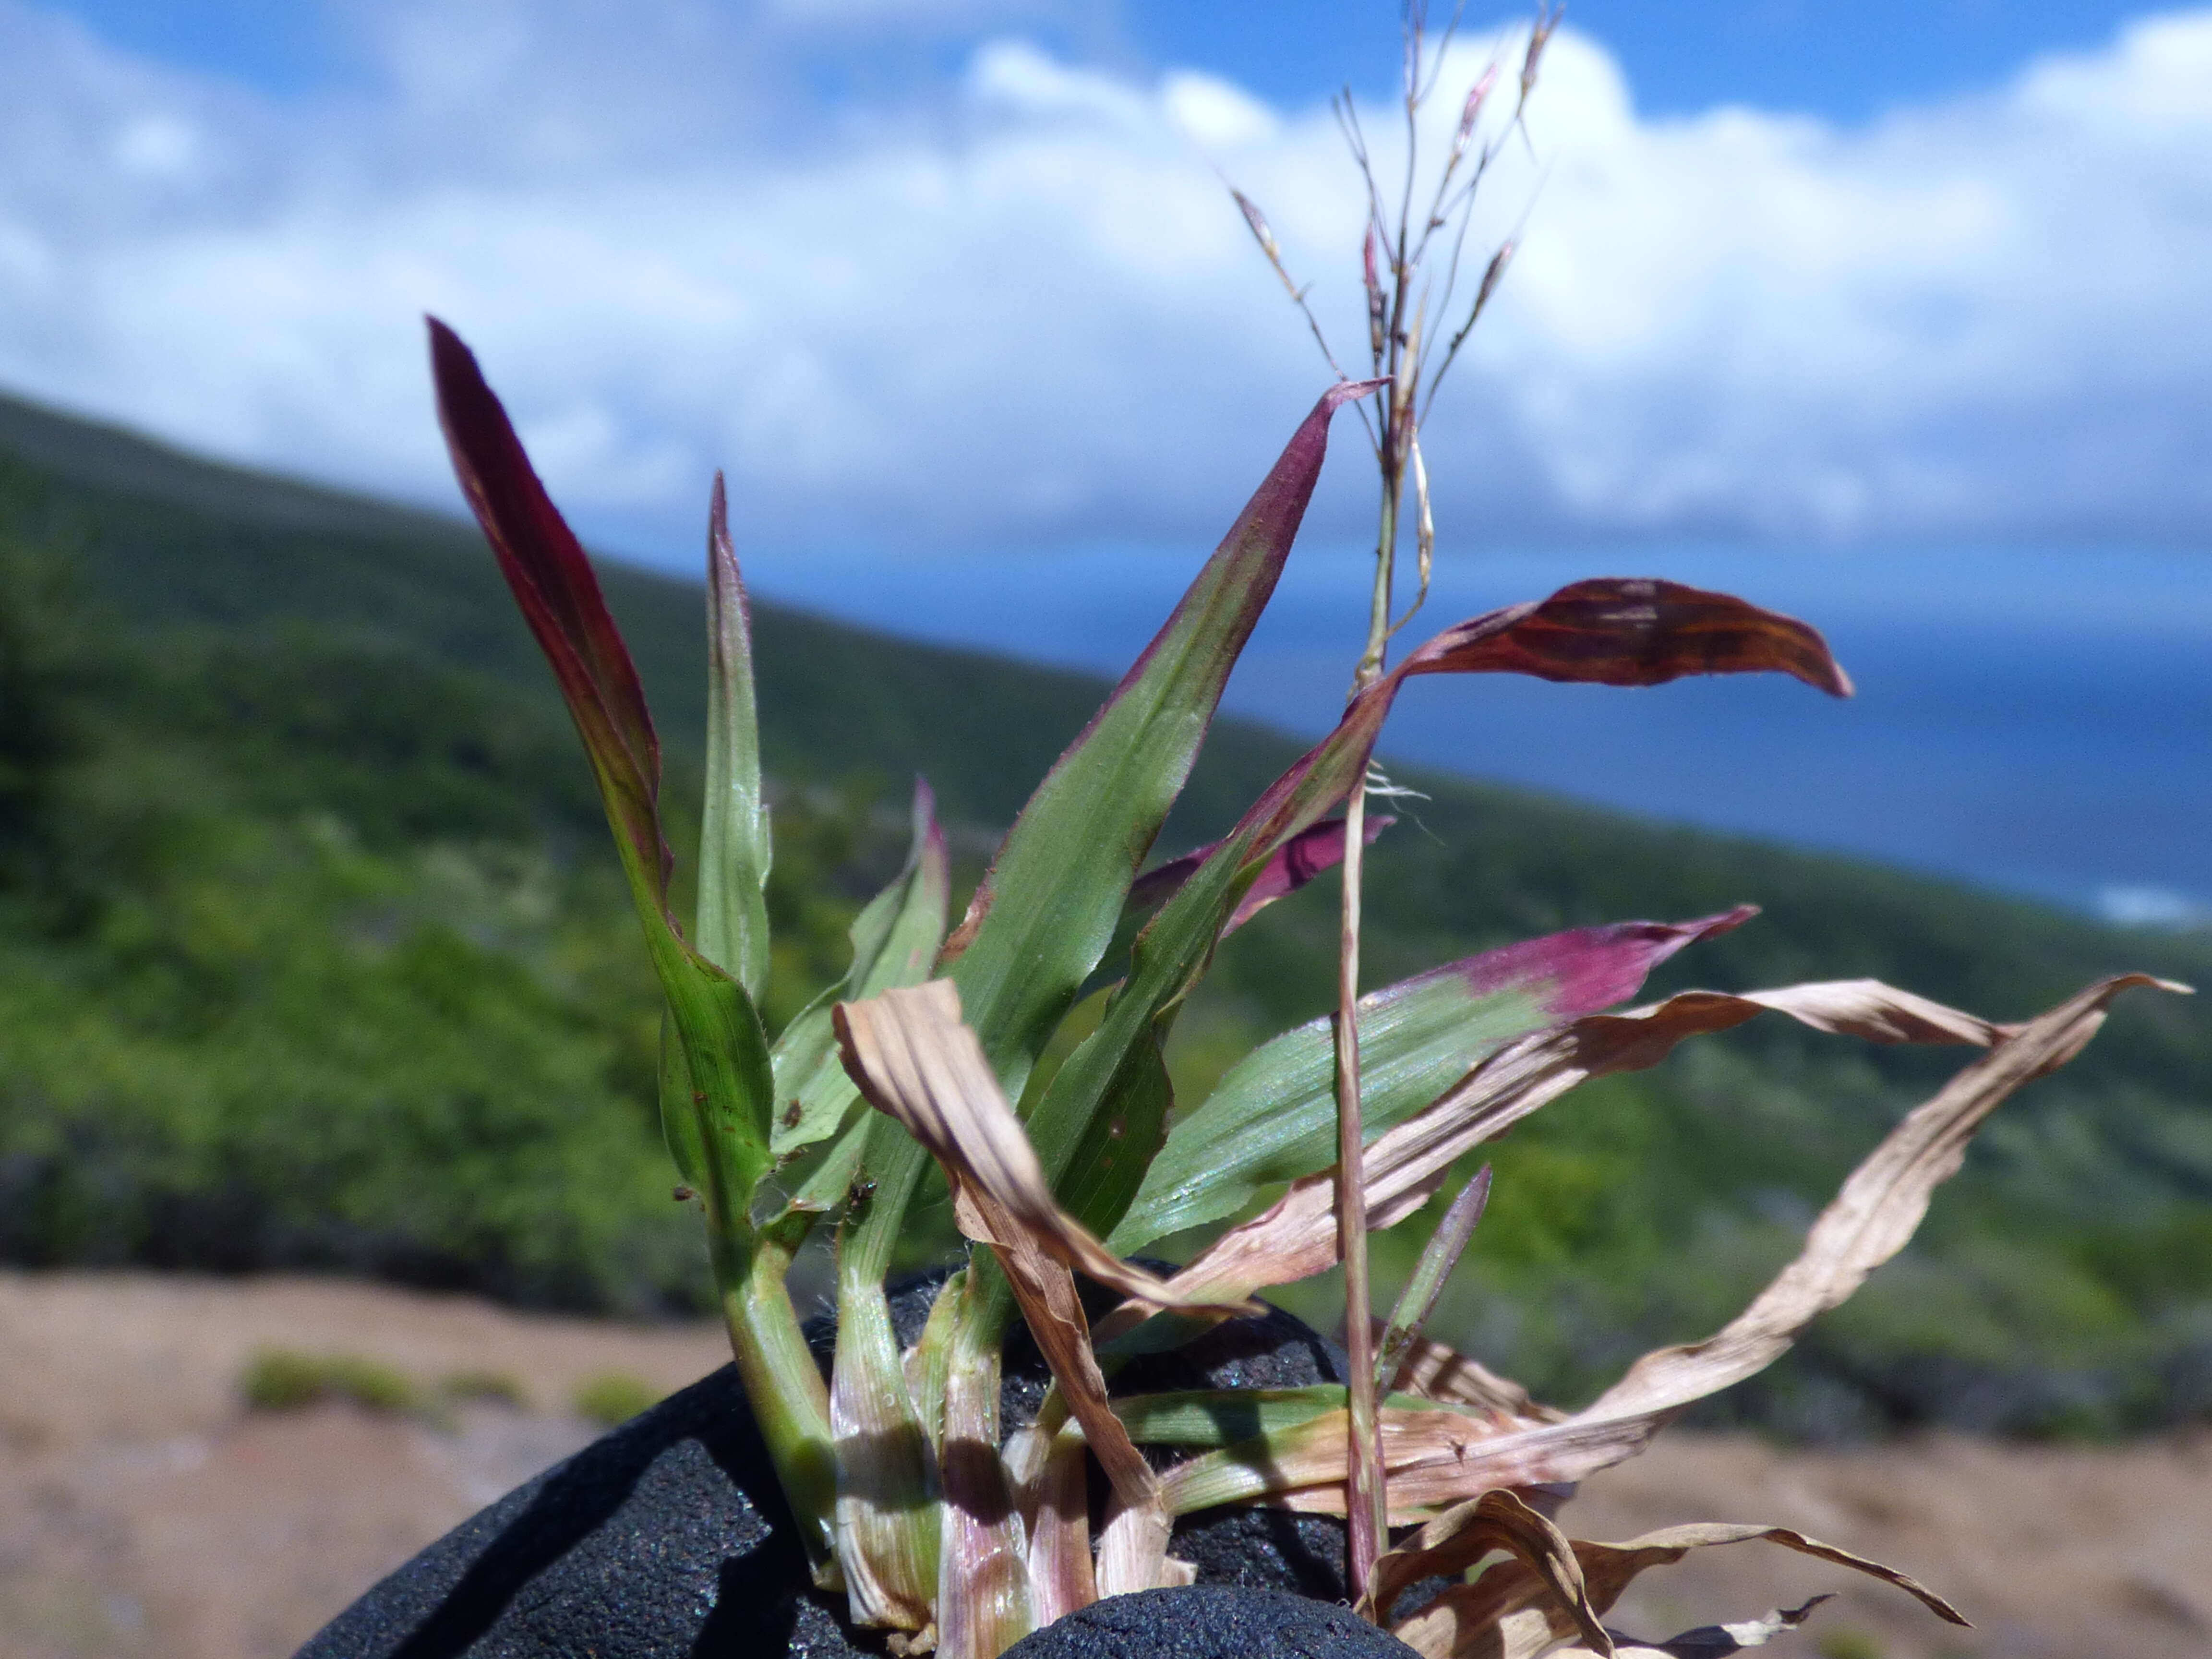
[418,15,2186,1633]
[5,8,2187,1655]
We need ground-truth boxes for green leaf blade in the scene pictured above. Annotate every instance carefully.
[429,318,775,1210]
[697,472,773,999]
[1033,577,1846,1245]
[770,779,950,1163]
[1109,911,1751,1253]
[941,383,1378,1098]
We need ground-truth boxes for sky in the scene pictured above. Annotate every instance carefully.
[2,1,2208,920]
[1,0,2210,563]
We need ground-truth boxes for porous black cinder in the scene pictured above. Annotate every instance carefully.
[999,1586,1420,1659]
[295,1273,1368,1659]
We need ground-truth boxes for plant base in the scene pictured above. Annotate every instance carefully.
[297,1282,1364,1658]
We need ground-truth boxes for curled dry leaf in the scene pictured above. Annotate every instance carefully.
[1393,1524,1961,1659]
[836,981,1214,1609]
[833,980,1258,1316]
[998,1241,1171,1597]
[1360,1490,1610,1644]
[1382,1326,1566,1429]
[1580,972,2184,1427]
[1155,973,2010,1308]
[1161,975,2182,1523]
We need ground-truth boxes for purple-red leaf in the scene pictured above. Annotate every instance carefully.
[429,317,670,906]
[1229,578,1849,884]
[1127,814,1395,939]
[428,317,779,1217]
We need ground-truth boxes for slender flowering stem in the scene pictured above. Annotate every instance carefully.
[1335,345,1406,1605]
[1226,0,1546,1611]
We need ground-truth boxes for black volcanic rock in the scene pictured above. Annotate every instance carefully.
[296,1275,1361,1658]
[999,1587,1419,1659]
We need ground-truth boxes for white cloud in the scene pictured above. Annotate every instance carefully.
[2098,883,2212,928]
[0,0,2210,565]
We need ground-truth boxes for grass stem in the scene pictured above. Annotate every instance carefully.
[713,1225,841,1584]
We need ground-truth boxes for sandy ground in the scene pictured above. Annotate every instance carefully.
[0,1271,2206,1659]
[0,1271,727,1659]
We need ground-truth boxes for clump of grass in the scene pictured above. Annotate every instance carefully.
[439,1368,529,1408]
[414,6,2182,1649]
[571,1370,662,1427]
[240,1348,422,1415]
[1817,1626,1889,1659]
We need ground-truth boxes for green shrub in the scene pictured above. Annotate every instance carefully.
[571,1370,662,1427]
[440,1368,529,1408]
[1817,1627,1888,1659]
[240,1348,421,1415]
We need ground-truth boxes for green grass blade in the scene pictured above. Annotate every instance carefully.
[430,319,777,1208]
[1111,1386,1443,1446]
[1030,579,1848,1243]
[939,383,1377,1100]
[433,316,823,1566]
[1105,913,1747,1254]
[771,781,950,1182]
[660,1013,706,1193]
[697,472,772,999]
[1374,1164,1491,1391]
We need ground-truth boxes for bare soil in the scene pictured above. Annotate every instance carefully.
[0,1271,2204,1659]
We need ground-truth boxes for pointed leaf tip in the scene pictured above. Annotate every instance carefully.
[699,464,772,994]
[427,316,662,819]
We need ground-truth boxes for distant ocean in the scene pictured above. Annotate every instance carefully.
[743,541,2212,926]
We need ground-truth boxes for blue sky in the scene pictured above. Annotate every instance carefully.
[3,0,2207,560]
[1132,0,2157,118]
[1,2,2208,914]
[50,0,2164,120]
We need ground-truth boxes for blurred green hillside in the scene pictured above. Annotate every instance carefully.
[2,389,2207,1436]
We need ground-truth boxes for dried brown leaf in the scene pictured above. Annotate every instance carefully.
[1167,976,2183,1521]
[1395,1522,1960,1659]
[1363,1490,1610,1647]
[1582,973,2184,1426]
[994,1237,1168,1570]
[836,982,1207,1604]
[834,981,1256,1314]
[1383,1327,1566,1429]
[1159,976,2005,1306]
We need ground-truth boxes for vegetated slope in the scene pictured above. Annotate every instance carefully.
[1,390,2207,1435]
